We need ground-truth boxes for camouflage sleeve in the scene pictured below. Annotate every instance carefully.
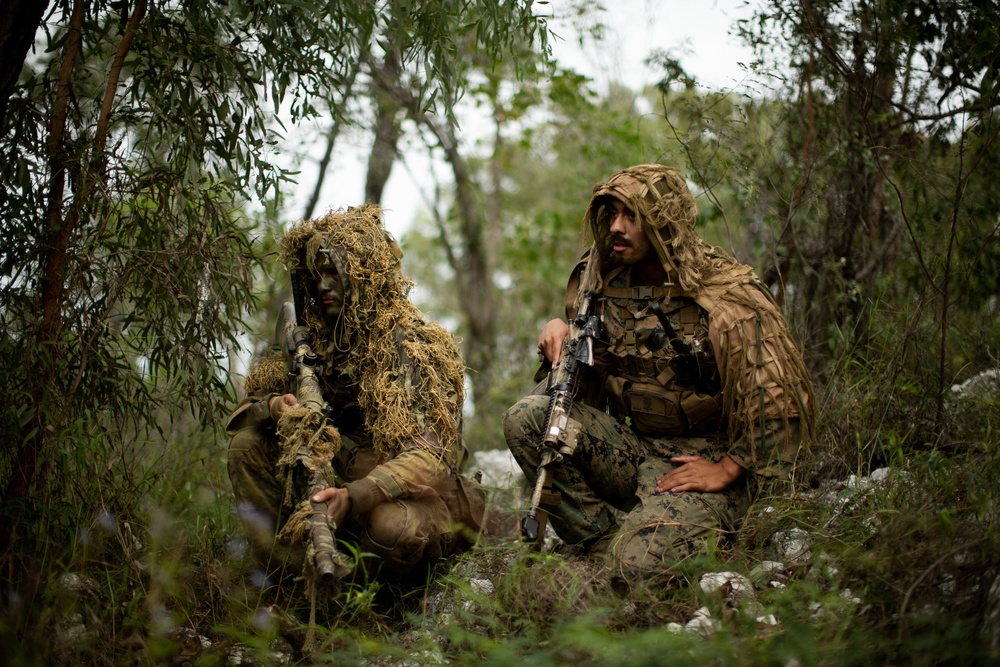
[708,285,811,478]
[345,432,453,515]
[224,393,280,437]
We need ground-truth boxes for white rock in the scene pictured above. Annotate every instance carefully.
[840,589,861,604]
[61,613,87,641]
[470,449,525,489]
[758,560,786,574]
[268,639,294,666]
[701,571,751,593]
[227,647,251,665]
[684,607,718,637]
[845,474,869,491]
[870,467,891,482]
[58,573,96,594]
[469,578,495,595]
[950,369,1000,399]
[701,571,764,616]
[773,528,812,563]
[750,560,786,587]
[393,630,447,667]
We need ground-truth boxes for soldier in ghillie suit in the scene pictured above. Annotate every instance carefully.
[227,204,485,585]
[504,164,814,582]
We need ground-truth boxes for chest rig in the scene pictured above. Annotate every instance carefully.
[597,266,723,437]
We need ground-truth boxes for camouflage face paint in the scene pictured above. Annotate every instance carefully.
[314,255,346,320]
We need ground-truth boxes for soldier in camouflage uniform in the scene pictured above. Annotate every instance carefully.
[227,204,484,580]
[504,164,814,581]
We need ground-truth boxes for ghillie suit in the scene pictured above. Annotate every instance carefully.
[227,205,484,627]
[581,164,815,461]
[505,164,814,581]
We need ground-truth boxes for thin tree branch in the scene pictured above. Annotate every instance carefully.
[94,0,146,159]
[399,148,460,275]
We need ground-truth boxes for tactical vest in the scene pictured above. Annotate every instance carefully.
[567,259,725,437]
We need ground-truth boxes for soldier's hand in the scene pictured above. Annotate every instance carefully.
[268,393,298,421]
[655,455,744,494]
[538,318,570,364]
[312,486,352,526]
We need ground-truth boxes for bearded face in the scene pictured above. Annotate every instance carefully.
[606,198,654,268]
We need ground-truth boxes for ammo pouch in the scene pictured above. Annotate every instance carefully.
[607,377,724,436]
[607,377,685,435]
[680,390,724,432]
[624,382,687,434]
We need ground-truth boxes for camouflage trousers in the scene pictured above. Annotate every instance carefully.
[503,394,752,579]
[228,423,475,579]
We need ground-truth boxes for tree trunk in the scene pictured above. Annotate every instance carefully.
[797,1,899,359]
[0,0,49,130]
[6,0,147,505]
[368,65,497,412]
[5,0,85,509]
[364,51,403,205]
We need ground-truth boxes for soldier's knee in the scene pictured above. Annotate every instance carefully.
[227,429,282,527]
[228,429,273,476]
[608,521,709,578]
[363,501,435,573]
[228,429,252,463]
[503,394,549,442]
[228,433,258,497]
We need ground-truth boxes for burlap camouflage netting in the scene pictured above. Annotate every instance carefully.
[581,164,816,467]
[246,204,466,466]
[243,351,286,395]
[587,163,712,291]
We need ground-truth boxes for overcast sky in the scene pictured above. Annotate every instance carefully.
[279,0,758,239]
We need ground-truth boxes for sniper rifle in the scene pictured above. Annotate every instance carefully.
[275,270,349,583]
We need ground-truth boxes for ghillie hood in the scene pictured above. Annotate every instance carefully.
[584,163,714,292]
[254,204,466,464]
[281,204,408,327]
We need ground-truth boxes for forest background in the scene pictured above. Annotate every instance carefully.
[0,0,998,664]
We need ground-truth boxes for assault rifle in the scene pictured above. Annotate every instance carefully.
[521,259,603,547]
[275,269,349,583]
